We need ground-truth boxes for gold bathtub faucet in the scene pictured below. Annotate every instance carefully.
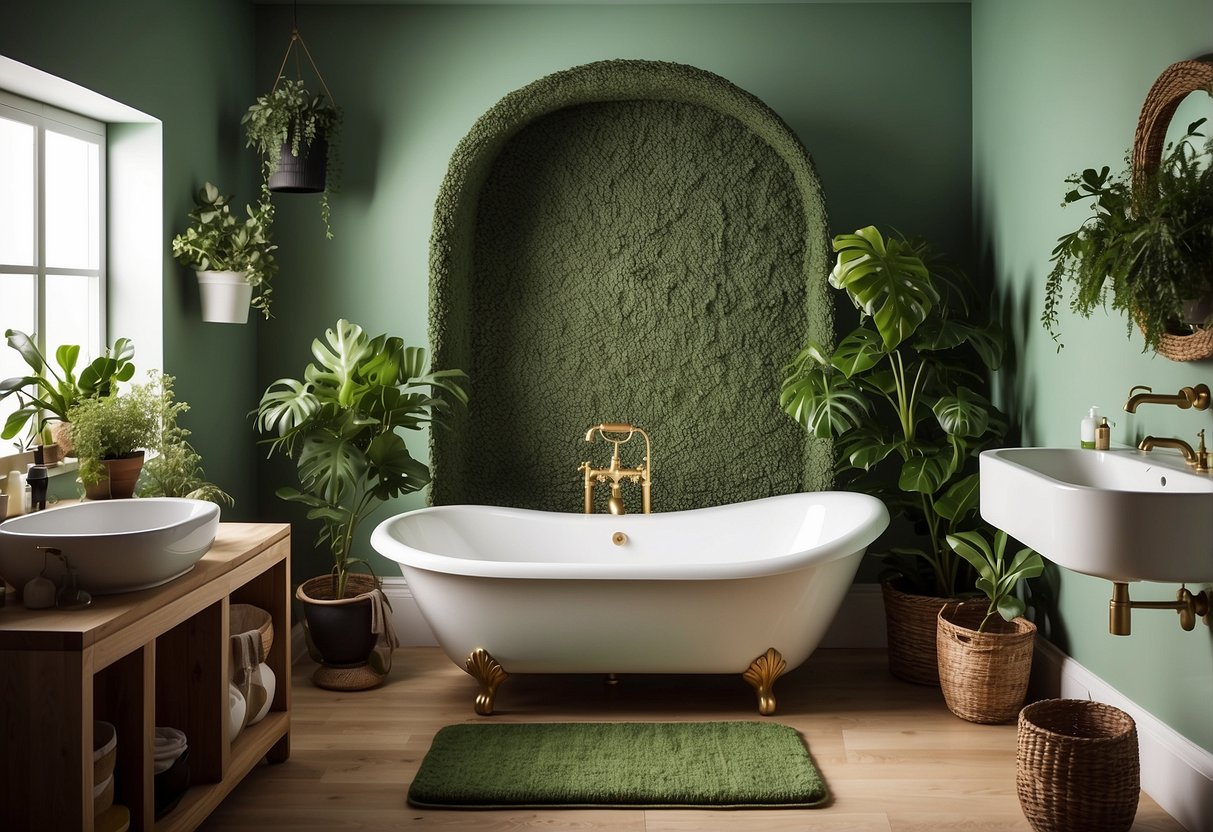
[579,423,652,514]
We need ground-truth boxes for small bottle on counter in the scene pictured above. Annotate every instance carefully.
[1095,417,1111,450]
[1080,406,1100,449]
[4,470,23,518]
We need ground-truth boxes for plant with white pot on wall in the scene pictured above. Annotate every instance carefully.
[171,182,278,323]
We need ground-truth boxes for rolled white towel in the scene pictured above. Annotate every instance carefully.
[153,727,188,774]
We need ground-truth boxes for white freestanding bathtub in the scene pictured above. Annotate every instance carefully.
[371,491,888,714]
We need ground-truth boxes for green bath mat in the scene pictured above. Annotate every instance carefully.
[407,721,828,809]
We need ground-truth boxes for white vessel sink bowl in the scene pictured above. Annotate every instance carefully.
[980,448,1213,583]
[0,498,220,595]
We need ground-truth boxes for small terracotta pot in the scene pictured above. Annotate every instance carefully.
[50,422,74,457]
[84,452,145,500]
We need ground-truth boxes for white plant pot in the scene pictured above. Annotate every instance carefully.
[196,270,252,324]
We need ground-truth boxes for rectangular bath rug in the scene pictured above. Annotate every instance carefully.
[407,721,828,809]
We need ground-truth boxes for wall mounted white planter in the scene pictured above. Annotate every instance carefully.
[196,270,252,324]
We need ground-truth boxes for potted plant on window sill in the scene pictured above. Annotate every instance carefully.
[780,225,1008,686]
[1042,118,1213,359]
[67,372,161,500]
[171,182,278,323]
[255,319,467,690]
[242,77,341,239]
[0,328,136,457]
[937,530,1043,724]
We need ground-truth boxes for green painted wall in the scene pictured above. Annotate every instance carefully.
[252,2,973,580]
[973,0,1213,751]
[0,0,260,518]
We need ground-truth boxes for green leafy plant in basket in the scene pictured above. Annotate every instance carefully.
[1042,119,1213,352]
[946,530,1044,632]
[780,225,1008,598]
[255,319,468,601]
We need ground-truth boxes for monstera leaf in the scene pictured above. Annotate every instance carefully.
[831,327,887,378]
[932,387,992,438]
[780,365,872,439]
[304,319,375,407]
[830,226,938,351]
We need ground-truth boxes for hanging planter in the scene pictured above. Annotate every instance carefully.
[242,22,341,239]
[196,271,253,325]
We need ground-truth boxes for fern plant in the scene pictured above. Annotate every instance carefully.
[1042,119,1213,352]
[136,372,232,506]
[781,226,1007,597]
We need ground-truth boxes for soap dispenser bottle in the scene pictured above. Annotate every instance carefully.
[1080,406,1100,449]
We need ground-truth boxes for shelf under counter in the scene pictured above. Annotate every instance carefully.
[0,522,292,832]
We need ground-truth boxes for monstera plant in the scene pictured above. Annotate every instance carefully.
[255,320,467,678]
[780,226,1009,683]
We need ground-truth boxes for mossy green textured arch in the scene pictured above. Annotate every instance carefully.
[430,59,832,511]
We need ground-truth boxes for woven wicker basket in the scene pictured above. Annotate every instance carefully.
[936,602,1036,724]
[1131,57,1213,362]
[881,580,956,686]
[1017,699,1139,832]
[229,603,274,663]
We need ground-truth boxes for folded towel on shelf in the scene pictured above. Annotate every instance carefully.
[153,727,187,774]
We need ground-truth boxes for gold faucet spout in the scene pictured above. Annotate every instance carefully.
[1138,435,1198,464]
[1124,383,1211,413]
[581,423,652,514]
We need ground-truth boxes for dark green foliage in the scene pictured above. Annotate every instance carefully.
[1043,120,1213,352]
[782,226,1008,597]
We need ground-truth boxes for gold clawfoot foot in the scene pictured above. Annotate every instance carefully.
[465,648,508,715]
[742,647,787,716]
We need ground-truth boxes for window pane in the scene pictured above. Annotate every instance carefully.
[45,273,101,362]
[0,117,35,266]
[0,274,36,444]
[45,129,100,270]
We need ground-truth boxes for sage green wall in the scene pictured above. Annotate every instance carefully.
[252,2,973,580]
[0,0,261,517]
[973,0,1213,751]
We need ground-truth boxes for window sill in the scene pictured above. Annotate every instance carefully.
[0,450,78,478]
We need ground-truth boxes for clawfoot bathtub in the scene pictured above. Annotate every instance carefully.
[371,491,888,715]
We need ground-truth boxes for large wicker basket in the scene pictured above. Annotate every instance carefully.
[881,580,955,686]
[936,601,1036,724]
[1131,57,1213,362]
[1017,699,1139,832]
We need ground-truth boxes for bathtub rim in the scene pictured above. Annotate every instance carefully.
[371,491,889,582]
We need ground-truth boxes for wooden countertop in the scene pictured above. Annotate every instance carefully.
[0,522,289,655]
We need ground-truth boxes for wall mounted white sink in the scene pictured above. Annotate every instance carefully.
[0,498,220,595]
[980,448,1213,583]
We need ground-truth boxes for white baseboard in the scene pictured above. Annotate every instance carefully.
[1031,638,1213,832]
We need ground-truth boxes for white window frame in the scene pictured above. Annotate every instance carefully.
[0,89,107,362]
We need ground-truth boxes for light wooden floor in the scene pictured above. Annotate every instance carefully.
[201,648,1184,831]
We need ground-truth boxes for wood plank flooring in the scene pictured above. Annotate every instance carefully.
[200,648,1184,831]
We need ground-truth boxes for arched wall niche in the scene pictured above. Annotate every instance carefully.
[430,59,832,512]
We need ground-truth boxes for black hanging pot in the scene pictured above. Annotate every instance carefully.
[269,132,328,194]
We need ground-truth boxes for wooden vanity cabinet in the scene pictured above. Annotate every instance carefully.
[0,523,291,832]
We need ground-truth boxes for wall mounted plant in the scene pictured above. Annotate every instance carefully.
[1042,119,1213,354]
[171,182,278,322]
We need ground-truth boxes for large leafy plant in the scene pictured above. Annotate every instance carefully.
[947,530,1044,632]
[255,319,468,599]
[242,77,341,238]
[171,182,279,318]
[781,226,1007,597]
[0,329,135,444]
[1042,119,1213,352]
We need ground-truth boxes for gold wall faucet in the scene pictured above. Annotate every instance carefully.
[579,423,652,514]
[1123,383,1211,413]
